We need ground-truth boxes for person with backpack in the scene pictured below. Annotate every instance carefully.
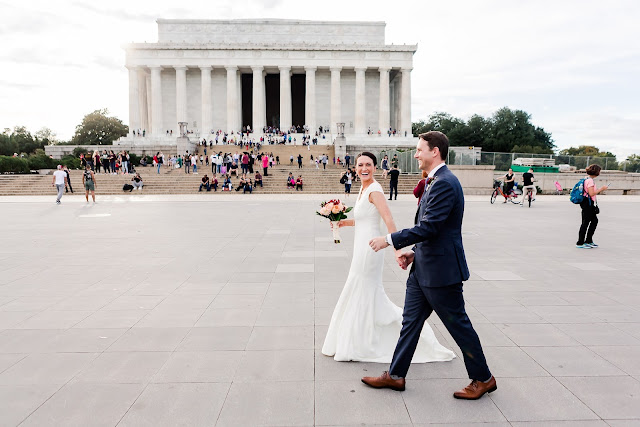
[82,164,97,203]
[574,164,608,249]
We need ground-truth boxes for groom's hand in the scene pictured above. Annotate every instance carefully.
[369,236,389,252]
[396,251,415,270]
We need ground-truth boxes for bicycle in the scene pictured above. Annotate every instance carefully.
[524,187,534,207]
[490,180,519,204]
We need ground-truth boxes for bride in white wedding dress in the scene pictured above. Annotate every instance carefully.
[322,152,455,363]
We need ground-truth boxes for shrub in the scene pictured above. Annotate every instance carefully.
[26,153,57,170]
[0,156,30,173]
[72,147,89,158]
[60,155,81,170]
[128,153,141,166]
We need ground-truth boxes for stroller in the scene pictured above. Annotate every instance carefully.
[554,181,563,195]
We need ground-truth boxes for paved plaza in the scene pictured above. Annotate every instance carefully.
[1,194,639,426]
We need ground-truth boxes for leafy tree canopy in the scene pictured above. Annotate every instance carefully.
[71,109,128,145]
[0,126,48,156]
[413,107,555,154]
[559,145,616,158]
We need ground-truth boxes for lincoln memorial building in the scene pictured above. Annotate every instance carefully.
[123,19,416,145]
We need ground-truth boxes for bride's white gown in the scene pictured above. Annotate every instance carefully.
[322,181,456,363]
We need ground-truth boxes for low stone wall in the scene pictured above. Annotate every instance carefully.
[45,144,179,159]
[450,165,495,194]
[494,170,640,195]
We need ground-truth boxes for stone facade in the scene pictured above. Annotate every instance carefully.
[124,19,416,140]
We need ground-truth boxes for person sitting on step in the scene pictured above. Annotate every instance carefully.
[254,171,263,188]
[223,174,232,191]
[199,174,211,192]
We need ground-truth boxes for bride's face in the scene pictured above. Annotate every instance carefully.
[356,156,375,182]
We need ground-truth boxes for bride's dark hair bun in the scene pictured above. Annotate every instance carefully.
[357,151,378,167]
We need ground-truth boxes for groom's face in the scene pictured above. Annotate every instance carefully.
[415,138,438,171]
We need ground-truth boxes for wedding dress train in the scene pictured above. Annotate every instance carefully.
[322,181,456,363]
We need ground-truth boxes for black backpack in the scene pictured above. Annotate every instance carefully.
[340,174,347,184]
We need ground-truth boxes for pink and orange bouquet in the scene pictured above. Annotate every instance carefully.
[316,199,353,243]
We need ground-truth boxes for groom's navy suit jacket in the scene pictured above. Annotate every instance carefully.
[391,165,470,288]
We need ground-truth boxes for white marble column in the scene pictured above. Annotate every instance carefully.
[252,66,265,134]
[200,66,212,137]
[400,67,412,137]
[175,66,187,132]
[127,67,140,136]
[354,66,366,134]
[330,66,342,134]
[226,66,238,132]
[378,67,390,134]
[279,66,292,131]
[149,66,163,136]
[237,71,242,131]
[305,66,317,134]
[137,70,148,133]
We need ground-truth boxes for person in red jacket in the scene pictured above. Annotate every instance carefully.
[413,170,429,204]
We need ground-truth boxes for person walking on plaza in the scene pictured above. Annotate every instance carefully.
[82,164,97,203]
[391,153,399,169]
[388,164,400,200]
[366,131,495,399]
[192,154,198,174]
[297,154,303,169]
[52,165,67,204]
[576,164,608,249]
[63,165,73,193]
[345,153,351,169]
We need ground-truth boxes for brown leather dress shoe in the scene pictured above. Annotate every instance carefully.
[453,376,497,400]
[361,371,406,391]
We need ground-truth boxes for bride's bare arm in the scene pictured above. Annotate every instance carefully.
[369,191,397,234]
[336,219,355,227]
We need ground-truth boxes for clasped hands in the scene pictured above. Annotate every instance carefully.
[369,236,414,270]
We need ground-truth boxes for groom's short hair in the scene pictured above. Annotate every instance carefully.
[419,131,449,160]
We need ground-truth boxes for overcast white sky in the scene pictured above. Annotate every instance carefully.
[1,0,639,158]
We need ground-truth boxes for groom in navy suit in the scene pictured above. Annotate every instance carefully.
[366,131,496,399]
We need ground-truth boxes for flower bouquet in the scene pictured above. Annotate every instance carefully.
[316,199,353,243]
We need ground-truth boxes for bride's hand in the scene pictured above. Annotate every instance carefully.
[331,220,349,229]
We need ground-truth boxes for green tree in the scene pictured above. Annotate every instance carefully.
[412,108,554,153]
[34,127,57,145]
[559,146,618,170]
[0,126,46,156]
[71,109,128,145]
[559,146,613,156]
[620,154,640,173]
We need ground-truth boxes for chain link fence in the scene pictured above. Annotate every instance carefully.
[373,148,624,173]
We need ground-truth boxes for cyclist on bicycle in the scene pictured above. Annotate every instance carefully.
[520,167,536,206]
[501,168,516,203]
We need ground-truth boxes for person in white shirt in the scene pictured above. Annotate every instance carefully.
[52,165,67,204]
